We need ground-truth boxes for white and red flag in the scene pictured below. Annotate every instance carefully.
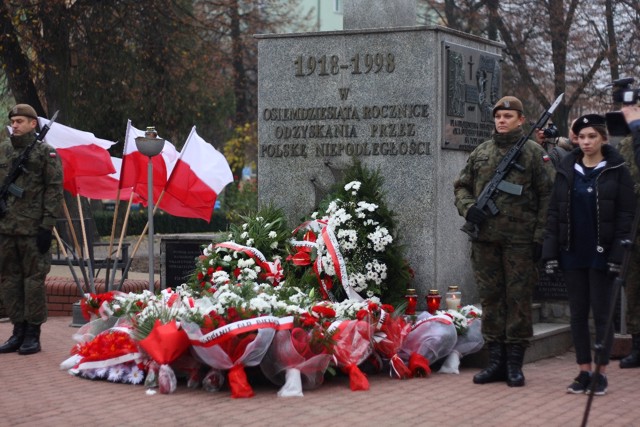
[74,157,140,201]
[37,117,116,195]
[119,120,179,205]
[158,127,233,222]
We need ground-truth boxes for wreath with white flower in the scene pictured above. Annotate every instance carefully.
[287,161,410,304]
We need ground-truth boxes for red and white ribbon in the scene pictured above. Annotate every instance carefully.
[194,316,284,348]
[321,226,362,302]
[215,241,283,285]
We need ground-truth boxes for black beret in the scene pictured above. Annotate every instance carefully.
[571,114,606,135]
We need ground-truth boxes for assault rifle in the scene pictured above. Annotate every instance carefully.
[461,94,564,239]
[0,110,59,218]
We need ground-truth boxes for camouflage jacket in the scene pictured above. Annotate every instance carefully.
[454,128,555,244]
[0,131,63,235]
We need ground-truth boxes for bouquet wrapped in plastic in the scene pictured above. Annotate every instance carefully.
[439,318,484,374]
[330,319,373,391]
[261,328,333,397]
[60,319,143,384]
[373,314,412,379]
[138,319,191,394]
[399,315,457,376]
[183,317,278,398]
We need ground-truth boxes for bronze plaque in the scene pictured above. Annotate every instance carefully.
[442,42,502,151]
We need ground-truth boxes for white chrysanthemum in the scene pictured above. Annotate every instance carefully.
[344,181,361,192]
[223,255,232,262]
[212,270,230,285]
[268,231,277,239]
[241,232,249,239]
[270,241,278,249]
[126,365,145,385]
[95,367,109,379]
[107,365,127,382]
[242,223,248,230]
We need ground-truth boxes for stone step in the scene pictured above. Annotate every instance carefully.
[460,322,572,368]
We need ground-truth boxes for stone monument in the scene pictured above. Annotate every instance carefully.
[256,0,504,307]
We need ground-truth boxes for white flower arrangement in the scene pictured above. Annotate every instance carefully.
[313,181,394,298]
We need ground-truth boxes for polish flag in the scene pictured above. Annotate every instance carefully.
[119,120,179,206]
[74,157,139,201]
[158,127,233,222]
[37,117,116,195]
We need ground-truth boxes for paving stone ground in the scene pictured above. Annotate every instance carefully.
[1,317,639,427]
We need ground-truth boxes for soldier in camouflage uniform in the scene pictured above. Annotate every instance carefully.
[454,96,554,387]
[618,104,640,369]
[0,104,63,355]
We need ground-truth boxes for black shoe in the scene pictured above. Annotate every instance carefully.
[0,322,26,353]
[586,373,608,396]
[18,323,41,355]
[473,342,507,384]
[567,371,591,394]
[506,344,526,387]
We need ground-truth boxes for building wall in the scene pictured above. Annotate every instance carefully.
[299,0,343,31]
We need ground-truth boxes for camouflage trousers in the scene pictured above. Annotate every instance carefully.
[0,235,50,325]
[471,241,537,345]
[625,241,640,334]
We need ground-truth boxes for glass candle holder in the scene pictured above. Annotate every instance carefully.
[445,285,461,310]
[426,289,442,314]
[405,288,418,315]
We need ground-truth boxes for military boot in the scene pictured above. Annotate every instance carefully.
[473,342,507,384]
[0,322,26,353]
[18,323,41,355]
[620,334,640,369]
[506,344,526,387]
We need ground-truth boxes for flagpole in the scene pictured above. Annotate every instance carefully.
[52,227,85,298]
[109,192,134,291]
[104,186,122,288]
[62,199,91,293]
[116,189,166,292]
[77,194,96,293]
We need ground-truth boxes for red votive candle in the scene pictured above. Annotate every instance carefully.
[405,288,418,315]
[426,289,442,314]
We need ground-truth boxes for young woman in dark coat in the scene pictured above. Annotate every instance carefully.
[542,114,636,396]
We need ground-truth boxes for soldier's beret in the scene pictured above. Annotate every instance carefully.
[493,96,524,116]
[571,114,607,135]
[8,104,38,120]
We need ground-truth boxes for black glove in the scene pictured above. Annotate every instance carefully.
[466,206,487,225]
[36,228,53,254]
[533,243,542,262]
[544,259,559,275]
[607,262,621,276]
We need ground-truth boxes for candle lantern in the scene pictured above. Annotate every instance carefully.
[426,289,442,314]
[405,288,418,315]
[445,285,462,310]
